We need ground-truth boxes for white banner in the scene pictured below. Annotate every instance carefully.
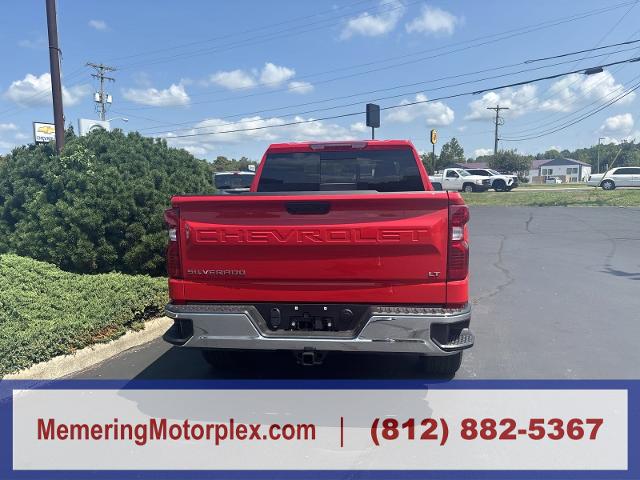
[13,388,627,471]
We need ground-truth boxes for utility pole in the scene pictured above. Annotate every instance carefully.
[597,137,605,173]
[487,105,510,156]
[46,0,64,153]
[87,62,116,120]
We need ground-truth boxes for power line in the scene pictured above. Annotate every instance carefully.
[501,3,639,130]
[501,79,640,141]
[116,0,419,71]
[118,1,639,111]
[163,56,640,140]
[503,24,640,137]
[503,71,636,137]
[106,0,375,63]
[0,66,88,120]
[525,37,640,64]
[137,46,640,136]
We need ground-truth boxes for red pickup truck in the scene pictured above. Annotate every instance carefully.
[163,140,473,375]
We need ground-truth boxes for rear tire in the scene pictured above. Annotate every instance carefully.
[420,352,463,376]
[432,182,443,191]
[601,180,615,190]
[462,183,475,193]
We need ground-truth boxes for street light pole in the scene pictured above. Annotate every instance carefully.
[597,137,605,173]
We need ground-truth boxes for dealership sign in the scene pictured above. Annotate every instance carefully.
[32,122,56,144]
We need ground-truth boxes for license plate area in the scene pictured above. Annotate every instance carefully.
[254,303,369,332]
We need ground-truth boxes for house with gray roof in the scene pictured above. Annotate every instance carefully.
[530,158,591,183]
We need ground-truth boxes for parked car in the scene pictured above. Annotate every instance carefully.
[428,168,491,192]
[587,167,640,190]
[163,140,474,375]
[465,168,519,192]
[545,176,563,184]
[213,171,255,194]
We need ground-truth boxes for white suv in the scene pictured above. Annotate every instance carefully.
[587,167,640,190]
[465,168,519,192]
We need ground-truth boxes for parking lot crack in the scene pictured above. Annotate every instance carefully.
[472,234,515,304]
[524,211,534,234]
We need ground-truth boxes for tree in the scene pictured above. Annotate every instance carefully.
[419,152,438,173]
[438,137,465,168]
[0,129,214,276]
[488,149,532,177]
[211,155,258,172]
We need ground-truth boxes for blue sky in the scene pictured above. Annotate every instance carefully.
[1,0,639,160]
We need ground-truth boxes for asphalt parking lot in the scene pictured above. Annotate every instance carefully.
[73,207,640,380]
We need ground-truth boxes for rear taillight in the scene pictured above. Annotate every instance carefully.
[164,207,182,279]
[447,203,469,281]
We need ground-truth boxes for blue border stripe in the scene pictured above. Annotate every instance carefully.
[1,379,637,480]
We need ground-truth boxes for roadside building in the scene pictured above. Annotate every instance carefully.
[530,158,591,183]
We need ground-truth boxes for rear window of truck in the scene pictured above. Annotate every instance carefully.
[214,173,255,189]
[257,149,424,192]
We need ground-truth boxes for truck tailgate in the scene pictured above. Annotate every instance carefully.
[171,192,450,304]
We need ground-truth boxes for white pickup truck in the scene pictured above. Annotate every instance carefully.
[429,168,492,192]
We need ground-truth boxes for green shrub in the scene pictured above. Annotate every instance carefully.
[0,130,214,276]
[0,253,168,376]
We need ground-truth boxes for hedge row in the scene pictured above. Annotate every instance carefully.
[0,254,168,376]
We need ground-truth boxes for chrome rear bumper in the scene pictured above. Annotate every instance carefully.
[164,303,473,356]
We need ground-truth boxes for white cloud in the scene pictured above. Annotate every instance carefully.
[165,115,355,154]
[122,83,190,106]
[88,20,108,31]
[209,63,298,90]
[0,123,28,153]
[340,0,405,39]
[473,148,493,158]
[0,123,18,132]
[209,70,257,90]
[260,63,295,86]
[600,113,634,134]
[132,72,152,87]
[286,116,354,141]
[4,73,89,107]
[350,121,367,133]
[465,85,538,120]
[182,145,209,156]
[539,72,634,112]
[288,81,314,94]
[386,93,455,125]
[406,6,459,36]
[597,132,640,145]
[18,37,46,49]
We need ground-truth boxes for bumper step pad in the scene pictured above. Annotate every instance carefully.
[435,328,475,351]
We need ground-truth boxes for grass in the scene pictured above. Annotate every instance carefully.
[462,188,640,206]
[0,254,168,376]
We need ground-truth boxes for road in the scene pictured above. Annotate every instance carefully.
[73,207,640,380]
